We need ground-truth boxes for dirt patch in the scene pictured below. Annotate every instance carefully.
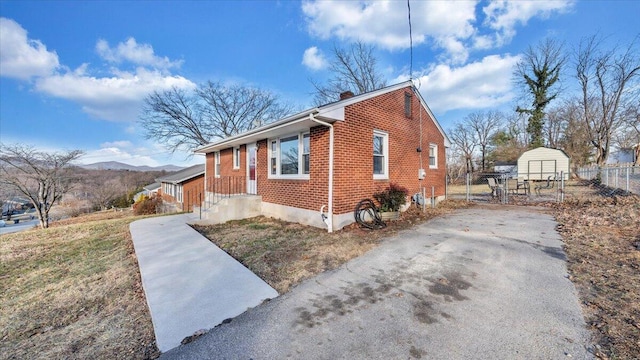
[193,199,472,294]
[553,193,640,359]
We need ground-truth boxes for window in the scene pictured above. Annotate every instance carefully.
[177,185,183,203]
[404,92,412,117]
[233,147,240,169]
[270,140,277,175]
[214,151,221,177]
[373,130,388,179]
[268,132,310,179]
[429,144,437,169]
[303,133,310,174]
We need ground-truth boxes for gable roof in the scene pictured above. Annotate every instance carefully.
[521,146,570,159]
[156,164,204,184]
[143,182,161,191]
[195,80,450,154]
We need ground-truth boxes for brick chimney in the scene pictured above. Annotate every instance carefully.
[339,90,355,100]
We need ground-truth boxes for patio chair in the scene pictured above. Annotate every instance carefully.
[535,176,555,195]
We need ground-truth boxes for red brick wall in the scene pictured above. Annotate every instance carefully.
[329,86,446,214]
[181,175,204,211]
[205,146,247,193]
[205,85,447,216]
[256,126,330,212]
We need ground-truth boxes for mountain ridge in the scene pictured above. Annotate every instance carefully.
[78,161,185,172]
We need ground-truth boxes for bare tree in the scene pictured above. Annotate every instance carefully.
[0,144,83,228]
[615,103,640,165]
[467,111,503,171]
[515,38,566,147]
[140,82,294,154]
[488,113,529,163]
[449,121,478,174]
[544,106,566,148]
[311,41,387,105]
[575,35,640,165]
[558,98,592,171]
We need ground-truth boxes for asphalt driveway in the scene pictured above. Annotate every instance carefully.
[161,205,593,359]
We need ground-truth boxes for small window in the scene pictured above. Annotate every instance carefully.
[303,133,310,174]
[233,147,240,169]
[373,130,389,179]
[270,141,277,175]
[404,92,412,117]
[214,151,221,177]
[429,144,437,169]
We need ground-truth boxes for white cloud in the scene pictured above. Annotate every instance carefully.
[302,46,327,70]
[0,17,60,80]
[100,140,133,148]
[35,67,196,121]
[302,0,477,63]
[302,0,574,63]
[482,0,575,47]
[406,54,521,113]
[96,37,183,70]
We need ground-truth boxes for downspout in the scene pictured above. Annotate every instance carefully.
[310,113,334,233]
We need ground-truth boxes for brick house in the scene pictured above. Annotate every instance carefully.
[195,81,450,231]
[157,164,205,212]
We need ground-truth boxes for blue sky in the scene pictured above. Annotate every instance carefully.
[1,0,638,167]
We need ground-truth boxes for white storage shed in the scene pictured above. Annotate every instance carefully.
[517,147,570,180]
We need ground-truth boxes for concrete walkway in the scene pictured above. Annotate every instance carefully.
[130,213,278,352]
[161,206,593,359]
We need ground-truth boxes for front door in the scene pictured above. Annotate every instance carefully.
[247,143,257,194]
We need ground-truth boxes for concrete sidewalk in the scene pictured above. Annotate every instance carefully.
[130,213,278,352]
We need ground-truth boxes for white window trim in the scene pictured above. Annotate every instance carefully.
[429,143,438,169]
[233,146,240,169]
[373,130,389,180]
[267,131,311,180]
[214,151,221,178]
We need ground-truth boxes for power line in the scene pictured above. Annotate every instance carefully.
[407,0,413,80]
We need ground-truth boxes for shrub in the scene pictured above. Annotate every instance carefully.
[133,195,162,215]
[373,183,409,212]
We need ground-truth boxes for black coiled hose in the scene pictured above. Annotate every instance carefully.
[354,199,386,230]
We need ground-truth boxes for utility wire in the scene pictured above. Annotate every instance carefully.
[407,0,413,80]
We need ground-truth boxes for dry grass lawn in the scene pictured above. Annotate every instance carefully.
[193,200,472,294]
[0,210,158,360]
[554,193,640,359]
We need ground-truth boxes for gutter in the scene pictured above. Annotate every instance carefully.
[309,113,334,233]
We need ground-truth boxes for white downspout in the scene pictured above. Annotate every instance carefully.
[310,113,334,233]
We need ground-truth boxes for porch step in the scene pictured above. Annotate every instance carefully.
[194,195,262,225]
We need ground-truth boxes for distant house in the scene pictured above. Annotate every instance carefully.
[517,147,570,180]
[133,182,161,203]
[157,165,205,212]
[607,147,637,165]
[195,81,450,232]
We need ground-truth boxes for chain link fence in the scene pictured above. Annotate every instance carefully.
[446,165,639,204]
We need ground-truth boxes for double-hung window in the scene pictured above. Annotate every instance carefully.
[214,151,221,177]
[429,144,438,169]
[373,130,388,179]
[233,147,240,169]
[268,132,310,179]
